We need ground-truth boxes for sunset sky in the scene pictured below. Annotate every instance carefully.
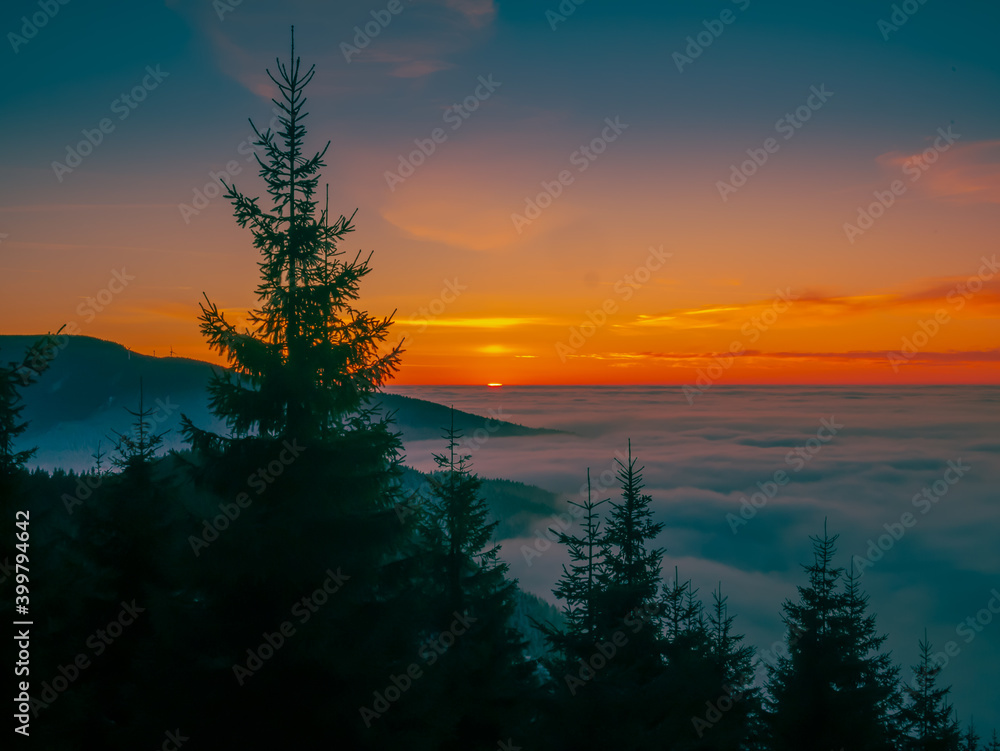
[2,0,998,384]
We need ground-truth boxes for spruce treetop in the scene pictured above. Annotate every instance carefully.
[186,28,401,448]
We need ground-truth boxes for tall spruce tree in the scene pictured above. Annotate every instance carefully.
[533,471,615,751]
[69,381,183,744]
[702,583,763,748]
[0,332,60,478]
[172,29,421,747]
[398,413,536,749]
[598,440,665,642]
[543,469,609,662]
[536,448,668,751]
[900,631,961,750]
[766,524,900,751]
[651,576,761,749]
[837,569,904,747]
[182,29,400,448]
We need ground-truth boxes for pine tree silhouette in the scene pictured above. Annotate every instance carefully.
[766,523,900,751]
[962,719,982,751]
[598,439,665,642]
[108,378,168,473]
[400,410,537,748]
[90,440,108,475]
[836,569,903,747]
[0,331,60,477]
[900,631,961,750]
[182,28,399,448]
[168,29,424,747]
[704,583,764,747]
[661,565,695,643]
[537,445,671,750]
[541,468,609,661]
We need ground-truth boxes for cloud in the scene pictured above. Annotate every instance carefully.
[186,0,498,98]
[380,174,533,250]
[876,139,1000,205]
[441,0,496,29]
[387,59,455,78]
[395,316,543,329]
[610,274,1000,333]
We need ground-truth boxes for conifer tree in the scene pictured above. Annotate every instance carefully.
[766,524,900,751]
[598,440,665,642]
[662,566,696,643]
[108,378,168,474]
[962,720,981,751]
[419,411,506,614]
[400,413,536,748]
[182,26,399,448]
[900,632,961,750]
[704,583,763,747]
[536,448,668,751]
[73,399,179,745]
[0,332,60,478]
[532,471,613,751]
[651,576,761,749]
[171,30,422,747]
[835,569,903,746]
[543,469,609,662]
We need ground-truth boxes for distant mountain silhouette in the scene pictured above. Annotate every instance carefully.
[0,335,561,441]
[1,334,569,537]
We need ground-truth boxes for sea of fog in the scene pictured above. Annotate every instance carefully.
[387,385,1000,732]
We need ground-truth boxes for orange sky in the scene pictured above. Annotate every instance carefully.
[3,137,998,385]
[2,1,998,385]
